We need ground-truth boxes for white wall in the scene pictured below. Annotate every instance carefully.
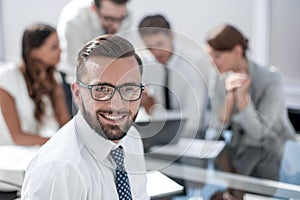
[2,0,70,62]
[0,1,4,61]
[1,0,299,107]
[270,0,300,85]
[1,0,254,63]
[129,0,254,47]
[270,0,300,109]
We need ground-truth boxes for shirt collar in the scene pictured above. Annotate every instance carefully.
[74,111,120,162]
[165,45,177,67]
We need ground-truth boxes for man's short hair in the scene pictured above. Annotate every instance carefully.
[94,0,129,9]
[138,14,171,36]
[76,34,142,81]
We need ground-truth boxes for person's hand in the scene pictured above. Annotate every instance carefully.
[235,73,251,111]
[224,72,246,108]
[225,72,248,93]
[225,72,251,111]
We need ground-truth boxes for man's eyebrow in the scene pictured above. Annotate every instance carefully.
[91,82,140,86]
[90,82,114,87]
[119,82,141,86]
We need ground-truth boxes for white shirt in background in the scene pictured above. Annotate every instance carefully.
[57,0,133,84]
[142,46,215,138]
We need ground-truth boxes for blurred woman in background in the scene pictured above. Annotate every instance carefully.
[206,24,295,199]
[0,23,70,145]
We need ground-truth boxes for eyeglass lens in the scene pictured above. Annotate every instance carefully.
[92,85,142,101]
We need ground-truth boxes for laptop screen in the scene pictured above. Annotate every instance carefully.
[134,117,187,152]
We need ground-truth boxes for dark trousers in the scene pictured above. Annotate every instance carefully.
[60,72,77,116]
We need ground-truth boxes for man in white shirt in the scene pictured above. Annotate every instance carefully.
[22,35,149,200]
[138,15,214,138]
[57,0,132,115]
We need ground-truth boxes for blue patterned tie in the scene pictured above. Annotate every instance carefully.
[111,146,132,200]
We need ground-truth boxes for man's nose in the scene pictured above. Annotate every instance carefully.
[110,90,128,108]
[150,48,161,57]
[109,23,121,33]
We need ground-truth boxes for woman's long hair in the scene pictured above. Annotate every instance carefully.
[21,23,59,123]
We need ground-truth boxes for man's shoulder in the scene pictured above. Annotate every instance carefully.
[175,44,205,59]
[172,46,210,80]
[58,0,93,25]
[23,138,86,199]
[173,46,210,69]
[62,0,92,12]
[33,119,83,168]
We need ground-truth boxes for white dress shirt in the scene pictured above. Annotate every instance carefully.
[57,0,133,84]
[21,112,149,200]
[142,46,215,138]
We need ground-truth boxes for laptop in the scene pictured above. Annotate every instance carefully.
[134,115,186,152]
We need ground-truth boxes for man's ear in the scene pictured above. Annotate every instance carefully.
[71,82,81,104]
[168,31,174,41]
[91,4,98,12]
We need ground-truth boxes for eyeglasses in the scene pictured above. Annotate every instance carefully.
[99,13,127,24]
[78,81,144,101]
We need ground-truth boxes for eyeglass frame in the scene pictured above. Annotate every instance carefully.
[77,81,145,102]
[98,11,128,24]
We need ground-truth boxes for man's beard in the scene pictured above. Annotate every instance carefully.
[103,25,117,35]
[81,102,136,141]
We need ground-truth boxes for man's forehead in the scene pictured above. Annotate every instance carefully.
[86,56,113,67]
[85,56,136,69]
[85,56,111,68]
[83,56,141,84]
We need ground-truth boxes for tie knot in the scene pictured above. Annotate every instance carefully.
[111,146,124,169]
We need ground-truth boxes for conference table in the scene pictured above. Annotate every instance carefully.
[144,138,300,200]
[1,138,300,200]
